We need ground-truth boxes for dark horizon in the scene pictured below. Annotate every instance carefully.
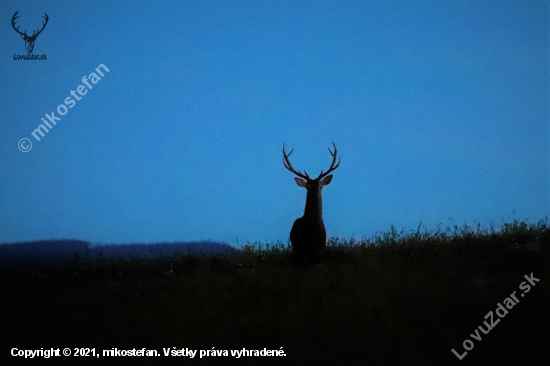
[0,239,238,266]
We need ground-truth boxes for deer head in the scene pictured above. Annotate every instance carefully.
[12,11,49,54]
[283,143,340,263]
[283,142,340,204]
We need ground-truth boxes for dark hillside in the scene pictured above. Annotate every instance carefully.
[1,220,548,365]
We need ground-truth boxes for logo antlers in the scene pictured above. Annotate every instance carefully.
[12,11,49,54]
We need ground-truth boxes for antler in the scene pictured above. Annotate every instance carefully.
[30,13,49,39]
[11,11,48,39]
[283,144,310,180]
[317,143,340,179]
[11,11,25,36]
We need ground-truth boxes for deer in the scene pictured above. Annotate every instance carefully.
[12,11,49,54]
[283,143,340,264]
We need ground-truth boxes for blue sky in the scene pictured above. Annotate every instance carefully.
[1,1,548,246]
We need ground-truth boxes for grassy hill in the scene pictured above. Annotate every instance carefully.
[1,220,548,365]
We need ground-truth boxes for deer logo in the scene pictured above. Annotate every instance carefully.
[12,11,49,54]
[283,143,340,264]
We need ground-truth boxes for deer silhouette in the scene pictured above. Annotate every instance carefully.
[283,143,340,264]
[12,11,49,54]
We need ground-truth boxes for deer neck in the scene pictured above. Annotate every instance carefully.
[303,188,323,221]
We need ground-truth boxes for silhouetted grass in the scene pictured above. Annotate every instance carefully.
[1,220,548,365]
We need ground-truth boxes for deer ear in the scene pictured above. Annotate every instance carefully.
[294,177,308,188]
[21,34,26,40]
[320,175,333,186]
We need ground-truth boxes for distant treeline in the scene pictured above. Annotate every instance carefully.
[0,240,237,265]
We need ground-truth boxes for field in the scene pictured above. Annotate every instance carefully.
[1,220,549,365]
